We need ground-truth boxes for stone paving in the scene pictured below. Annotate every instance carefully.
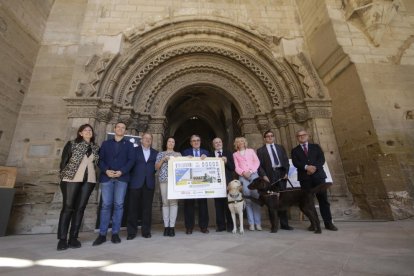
[1,219,414,276]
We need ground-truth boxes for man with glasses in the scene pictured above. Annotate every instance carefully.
[181,134,210,234]
[257,129,293,231]
[291,129,338,231]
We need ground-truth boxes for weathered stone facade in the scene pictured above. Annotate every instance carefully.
[1,0,413,234]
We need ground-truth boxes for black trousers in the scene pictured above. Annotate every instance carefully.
[214,197,233,230]
[300,178,332,224]
[57,181,95,240]
[184,198,209,229]
[127,185,154,235]
[270,168,290,227]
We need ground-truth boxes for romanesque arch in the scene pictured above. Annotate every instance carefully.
[61,16,350,225]
[66,17,332,152]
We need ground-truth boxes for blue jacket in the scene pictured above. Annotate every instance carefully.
[99,137,135,183]
[130,146,158,189]
[181,147,210,157]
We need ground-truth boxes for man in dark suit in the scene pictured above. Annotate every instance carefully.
[291,129,338,231]
[211,137,235,232]
[257,129,293,231]
[127,132,158,239]
[181,134,210,234]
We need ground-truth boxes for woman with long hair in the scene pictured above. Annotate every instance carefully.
[57,124,99,250]
[232,137,262,231]
[155,137,182,237]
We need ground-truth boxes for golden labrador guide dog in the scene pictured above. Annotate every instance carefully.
[227,180,245,234]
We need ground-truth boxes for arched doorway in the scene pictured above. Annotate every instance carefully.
[64,17,350,227]
[164,85,241,153]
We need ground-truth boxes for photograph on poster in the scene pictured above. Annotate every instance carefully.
[168,157,226,199]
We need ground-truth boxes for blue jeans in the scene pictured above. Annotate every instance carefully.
[99,179,128,235]
[240,172,262,226]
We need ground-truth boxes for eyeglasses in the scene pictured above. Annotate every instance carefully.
[297,134,308,137]
[191,139,200,142]
[265,134,274,138]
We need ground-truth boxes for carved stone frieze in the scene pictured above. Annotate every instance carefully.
[138,66,258,116]
[96,110,113,123]
[308,108,332,118]
[293,110,309,122]
[120,44,282,108]
[255,114,271,134]
[343,0,400,46]
[273,115,289,128]
[287,53,327,99]
[75,53,118,97]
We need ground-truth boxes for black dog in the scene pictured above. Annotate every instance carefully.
[248,178,331,234]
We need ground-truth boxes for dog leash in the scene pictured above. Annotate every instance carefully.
[270,178,295,189]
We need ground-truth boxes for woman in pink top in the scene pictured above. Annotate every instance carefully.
[233,137,262,231]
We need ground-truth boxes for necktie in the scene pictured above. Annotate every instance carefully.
[270,145,279,166]
[218,151,222,157]
[303,144,308,156]
[195,149,199,157]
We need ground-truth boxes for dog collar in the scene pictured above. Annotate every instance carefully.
[228,199,244,204]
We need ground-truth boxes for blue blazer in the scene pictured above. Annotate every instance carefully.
[99,137,135,183]
[130,146,158,189]
[181,147,210,157]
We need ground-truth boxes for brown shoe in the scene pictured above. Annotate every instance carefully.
[186,228,193,235]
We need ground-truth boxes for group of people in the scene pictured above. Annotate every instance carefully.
[57,121,337,251]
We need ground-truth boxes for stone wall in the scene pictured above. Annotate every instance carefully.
[6,0,89,234]
[5,0,413,233]
[297,0,414,219]
[0,0,54,165]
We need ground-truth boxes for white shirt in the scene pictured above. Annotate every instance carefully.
[215,149,223,157]
[142,146,151,162]
[266,143,281,168]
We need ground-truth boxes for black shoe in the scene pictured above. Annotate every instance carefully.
[57,239,68,251]
[186,228,193,235]
[68,238,81,248]
[93,235,106,246]
[142,233,152,238]
[307,225,315,231]
[126,234,136,240]
[325,223,338,231]
[169,227,175,237]
[163,227,169,237]
[111,234,121,243]
[281,225,294,230]
[216,227,226,232]
[200,228,209,234]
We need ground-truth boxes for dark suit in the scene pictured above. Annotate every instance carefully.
[257,143,290,228]
[212,149,235,231]
[181,147,210,230]
[127,146,158,236]
[291,143,332,224]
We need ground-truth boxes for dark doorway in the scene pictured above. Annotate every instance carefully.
[164,85,241,154]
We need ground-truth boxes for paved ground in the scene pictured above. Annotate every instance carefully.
[1,219,414,276]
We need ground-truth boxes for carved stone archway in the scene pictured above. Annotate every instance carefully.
[66,17,333,148]
[64,17,349,221]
